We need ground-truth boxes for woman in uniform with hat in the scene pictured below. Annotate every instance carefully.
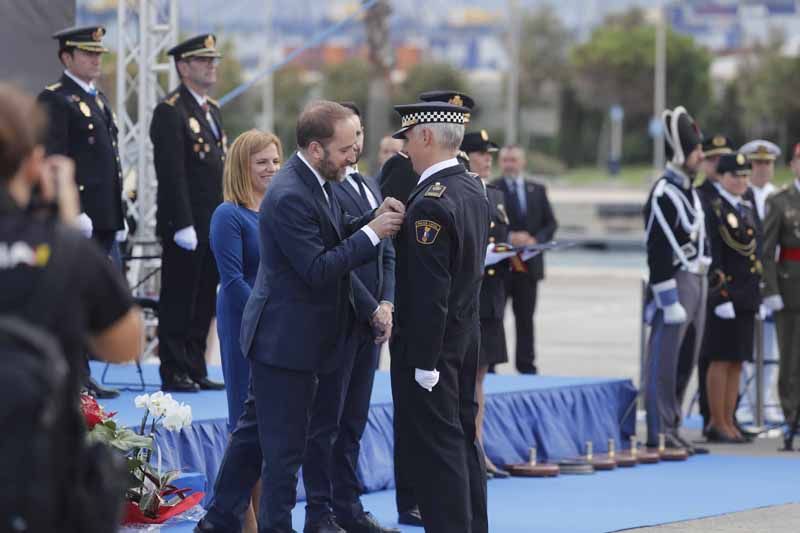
[704,152,762,443]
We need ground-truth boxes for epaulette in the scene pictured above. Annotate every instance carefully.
[206,97,220,108]
[397,151,409,159]
[45,82,62,92]
[424,182,447,199]
[164,92,180,106]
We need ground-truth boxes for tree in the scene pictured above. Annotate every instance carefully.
[570,8,711,163]
[395,62,470,108]
[213,38,259,139]
[320,58,371,117]
[517,6,573,107]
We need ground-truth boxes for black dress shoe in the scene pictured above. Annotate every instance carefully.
[706,425,742,444]
[194,377,225,391]
[162,375,200,393]
[673,434,709,455]
[86,377,120,399]
[304,514,345,533]
[339,511,400,533]
[397,507,423,527]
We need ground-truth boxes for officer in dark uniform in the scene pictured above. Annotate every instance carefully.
[379,90,476,528]
[703,152,762,443]
[37,26,126,399]
[676,134,732,436]
[150,35,227,392]
[389,101,489,533]
[378,90,474,205]
[461,129,512,479]
[37,26,124,259]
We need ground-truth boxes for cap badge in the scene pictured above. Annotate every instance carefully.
[92,28,104,42]
[481,130,489,141]
[713,135,725,147]
[204,35,215,49]
[449,95,463,107]
[736,153,745,165]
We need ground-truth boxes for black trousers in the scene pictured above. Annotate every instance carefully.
[304,322,378,522]
[391,350,417,515]
[392,327,488,533]
[158,240,218,383]
[508,273,539,374]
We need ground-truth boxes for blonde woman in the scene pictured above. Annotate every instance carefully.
[207,129,281,533]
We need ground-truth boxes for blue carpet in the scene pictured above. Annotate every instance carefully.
[93,363,636,507]
[153,454,800,533]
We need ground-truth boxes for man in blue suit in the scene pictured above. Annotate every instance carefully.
[196,101,404,533]
[301,103,398,533]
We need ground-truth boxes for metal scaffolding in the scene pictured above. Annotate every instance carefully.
[116,0,178,242]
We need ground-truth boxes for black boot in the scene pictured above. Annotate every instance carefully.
[781,412,800,451]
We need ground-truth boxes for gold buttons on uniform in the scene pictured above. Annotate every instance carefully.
[750,254,756,261]
[88,123,94,130]
[79,185,85,192]
[487,269,496,276]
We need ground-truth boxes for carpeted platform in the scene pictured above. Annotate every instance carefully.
[93,362,637,507]
[149,454,800,533]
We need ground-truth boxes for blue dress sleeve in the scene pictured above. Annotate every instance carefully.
[210,203,252,312]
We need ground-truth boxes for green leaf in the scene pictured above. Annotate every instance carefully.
[160,470,181,487]
[87,423,115,445]
[109,429,153,452]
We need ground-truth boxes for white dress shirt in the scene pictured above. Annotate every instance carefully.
[64,69,96,95]
[417,158,459,186]
[297,152,379,245]
[751,182,776,220]
[345,166,379,209]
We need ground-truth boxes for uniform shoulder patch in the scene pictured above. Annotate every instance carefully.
[415,219,441,245]
[45,82,62,91]
[206,97,220,108]
[397,151,409,159]
[165,93,180,106]
[424,182,447,198]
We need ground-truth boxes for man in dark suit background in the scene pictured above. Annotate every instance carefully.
[150,34,228,392]
[196,101,404,533]
[300,102,398,533]
[493,145,557,374]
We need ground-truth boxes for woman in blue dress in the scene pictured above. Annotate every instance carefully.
[209,129,282,531]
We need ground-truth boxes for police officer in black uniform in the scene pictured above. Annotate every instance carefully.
[37,26,124,259]
[389,101,489,533]
[461,129,512,479]
[704,152,762,443]
[150,35,227,392]
[378,91,474,206]
[37,26,127,399]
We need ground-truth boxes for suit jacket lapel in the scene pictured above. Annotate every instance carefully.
[291,154,342,239]
[341,178,369,212]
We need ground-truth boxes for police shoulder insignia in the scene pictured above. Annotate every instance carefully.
[397,151,409,159]
[424,182,446,198]
[165,93,180,106]
[206,97,220,108]
[415,220,441,245]
[45,82,62,91]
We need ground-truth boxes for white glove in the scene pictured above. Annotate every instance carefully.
[758,304,769,321]
[174,225,198,251]
[763,294,784,313]
[115,218,129,242]
[714,302,736,320]
[484,243,516,267]
[651,280,686,325]
[414,368,440,392]
[662,303,687,324]
[76,212,93,239]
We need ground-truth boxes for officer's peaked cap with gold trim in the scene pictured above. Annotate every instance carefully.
[701,134,733,158]
[460,130,499,153]
[168,34,222,60]
[53,26,108,53]
[716,152,751,176]
[392,102,470,140]
[740,139,780,162]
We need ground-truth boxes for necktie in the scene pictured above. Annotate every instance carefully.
[201,102,220,139]
[515,178,527,216]
[352,173,369,203]
[322,181,333,206]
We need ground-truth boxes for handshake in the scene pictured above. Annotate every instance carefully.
[367,197,405,239]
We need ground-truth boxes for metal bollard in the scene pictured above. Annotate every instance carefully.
[754,316,765,430]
